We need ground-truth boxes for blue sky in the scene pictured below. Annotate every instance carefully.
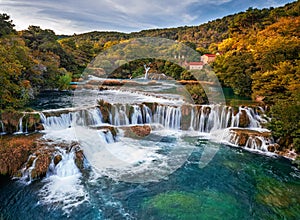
[0,0,295,35]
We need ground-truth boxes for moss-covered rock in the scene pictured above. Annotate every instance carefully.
[143,190,244,220]
[0,111,24,134]
[255,175,300,219]
[0,134,42,176]
[30,153,52,179]
[0,111,42,134]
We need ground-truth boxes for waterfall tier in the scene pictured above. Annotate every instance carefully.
[39,103,268,133]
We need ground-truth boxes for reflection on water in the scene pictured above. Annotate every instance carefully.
[223,88,255,106]
[28,90,74,110]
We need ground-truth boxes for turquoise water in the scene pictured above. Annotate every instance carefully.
[1,138,299,220]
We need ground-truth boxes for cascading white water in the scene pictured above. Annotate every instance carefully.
[49,149,80,177]
[188,105,264,133]
[14,114,26,134]
[244,136,271,152]
[217,127,274,154]
[41,112,74,130]
[20,155,38,184]
[21,98,274,216]
[112,105,130,126]
[39,103,266,133]
[87,108,103,126]
[40,108,104,130]
[144,64,150,80]
[39,148,88,213]
[131,105,143,124]
[152,105,181,129]
[143,105,152,124]
[0,120,5,134]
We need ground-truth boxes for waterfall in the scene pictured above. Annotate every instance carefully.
[245,136,270,152]
[188,105,264,133]
[40,108,104,130]
[48,149,80,177]
[112,105,130,126]
[131,105,143,124]
[20,155,38,183]
[18,115,24,133]
[0,120,5,134]
[39,148,88,213]
[152,105,181,129]
[88,108,103,126]
[143,105,152,124]
[14,114,26,134]
[40,112,74,130]
[38,104,266,133]
[219,128,274,152]
[144,64,150,80]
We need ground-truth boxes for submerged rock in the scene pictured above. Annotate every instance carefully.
[143,190,245,220]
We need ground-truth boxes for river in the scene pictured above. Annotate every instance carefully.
[0,79,299,219]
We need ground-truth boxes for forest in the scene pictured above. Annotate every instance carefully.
[0,1,299,152]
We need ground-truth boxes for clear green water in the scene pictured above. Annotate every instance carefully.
[0,138,299,220]
[222,88,255,106]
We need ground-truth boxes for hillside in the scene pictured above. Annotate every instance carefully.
[59,1,299,66]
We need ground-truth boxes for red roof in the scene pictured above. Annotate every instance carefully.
[203,54,216,57]
[189,62,203,65]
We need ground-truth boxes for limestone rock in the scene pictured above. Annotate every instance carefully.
[120,125,151,139]
[75,150,85,171]
[238,110,250,128]
[53,154,62,166]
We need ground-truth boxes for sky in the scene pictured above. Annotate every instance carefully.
[0,0,296,35]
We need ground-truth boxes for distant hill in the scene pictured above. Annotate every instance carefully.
[58,1,299,66]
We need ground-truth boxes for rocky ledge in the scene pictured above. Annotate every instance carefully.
[0,134,84,180]
[227,128,298,159]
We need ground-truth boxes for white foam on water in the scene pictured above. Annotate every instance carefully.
[41,127,78,143]
[38,149,88,214]
[208,128,277,157]
[76,126,194,183]
[98,89,185,106]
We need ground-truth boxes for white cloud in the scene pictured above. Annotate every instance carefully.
[0,0,294,34]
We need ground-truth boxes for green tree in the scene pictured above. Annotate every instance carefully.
[0,13,16,37]
[267,94,300,152]
[214,51,256,97]
[252,60,300,104]
[58,69,72,90]
[0,38,30,109]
